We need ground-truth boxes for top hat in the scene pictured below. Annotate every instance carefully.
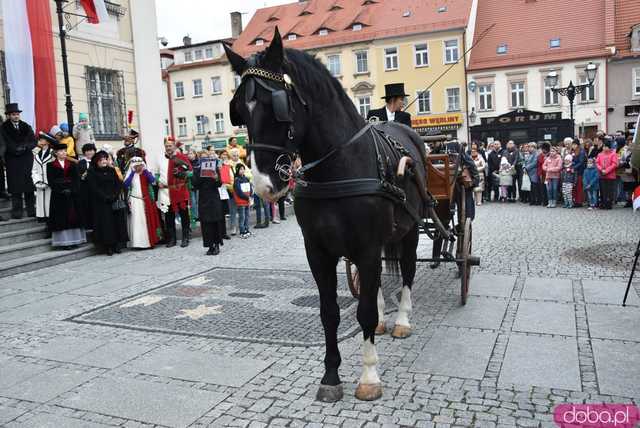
[51,141,67,152]
[5,103,21,114]
[382,83,409,100]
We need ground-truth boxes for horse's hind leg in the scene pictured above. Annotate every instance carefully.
[355,250,383,401]
[392,225,419,339]
[306,243,342,402]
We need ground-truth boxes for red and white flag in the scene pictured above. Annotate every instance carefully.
[80,0,109,24]
[2,0,57,131]
[633,186,640,212]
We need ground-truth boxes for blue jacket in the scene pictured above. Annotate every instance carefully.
[583,166,599,191]
[571,149,587,176]
[524,151,539,183]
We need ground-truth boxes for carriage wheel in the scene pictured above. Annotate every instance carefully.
[460,218,472,305]
[345,259,360,299]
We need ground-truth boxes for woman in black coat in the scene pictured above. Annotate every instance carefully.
[47,142,86,249]
[191,162,224,255]
[87,151,128,255]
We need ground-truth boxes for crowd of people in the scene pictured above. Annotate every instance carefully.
[465,132,637,210]
[0,104,291,257]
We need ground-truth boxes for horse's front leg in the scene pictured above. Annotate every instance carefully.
[306,243,342,402]
[354,251,383,401]
[392,225,419,338]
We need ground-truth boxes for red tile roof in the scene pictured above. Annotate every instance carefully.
[468,0,612,72]
[233,0,472,57]
[613,0,640,58]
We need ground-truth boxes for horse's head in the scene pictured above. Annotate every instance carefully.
[224,28,309,202]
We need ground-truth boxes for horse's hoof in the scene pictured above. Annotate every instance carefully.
[355,383,383,401]
[429,262,440,270]
[316,384,343,402]
[391,325,412,339]
[375,322,386,335]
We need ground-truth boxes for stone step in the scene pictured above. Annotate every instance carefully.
[0,238,52,263]
[0,243,96,279]
[0,226,48,247]
[0,198,9,210]
[0,217,38,234]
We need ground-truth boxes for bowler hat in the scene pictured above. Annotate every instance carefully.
[5,103,21,114]
[382,83,409,100]
[51,141,67,151]
[38,132,58,146]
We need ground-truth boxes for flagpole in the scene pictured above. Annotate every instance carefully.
[55,0,75,133]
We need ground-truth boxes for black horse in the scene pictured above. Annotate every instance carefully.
[224,29,429,402]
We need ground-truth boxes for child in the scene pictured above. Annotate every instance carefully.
[498,157,514,202]
[583,158,599,210]
[561,154,575,208]
[233,164,252,238]
[192,157,225,255]
[73,113,95,158]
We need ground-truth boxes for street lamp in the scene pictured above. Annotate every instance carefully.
[545,62,598,137]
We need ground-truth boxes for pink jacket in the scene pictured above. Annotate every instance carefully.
[596,151,619,180]
[542,153,562,180]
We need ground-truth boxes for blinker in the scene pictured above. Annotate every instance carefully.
[271,90,292,122]
[230,100,244,126]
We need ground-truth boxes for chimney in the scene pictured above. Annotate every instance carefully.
[230,12,243,38]
[183,35,192,46]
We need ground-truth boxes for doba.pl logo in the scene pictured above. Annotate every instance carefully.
[554,404,640,427]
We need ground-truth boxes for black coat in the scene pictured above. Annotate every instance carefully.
[77,159,92,229]
[487,150,503,174]
[87,166,128,246]
[1,120,36,193]
[192,169,224,223]
[367,107,412,127]
[47,161,83,232]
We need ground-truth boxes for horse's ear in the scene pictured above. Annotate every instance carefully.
[223,43,247,75]
[264,27,284,68]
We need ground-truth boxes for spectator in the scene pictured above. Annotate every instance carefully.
[59,123,76,160]
[50,125,76,163]
[72,113,95,157]
[543,146,562,208]
[0,113,8,203]
[596,140,619,210]
[505,140,522,202]
[226,136,246,160]
[561,154,575,208]
[47,141,86,249]
[2,103,36,219]
[116,129,145,172]
[78,143,96,231]
[498,157,514,202]
[187,149,200,222]
[571,139,587,207]
[588,136,603,159]
[583,158,599,210]
[219,151,236,236]
[618,136,636,207]
[233,163,252,238]
[524,143,540,206]
[32,132,56,223]
[192,158,225,255]
[254,193,270,229]
[538,142,551,206]
[124,156,162,249]
[470,146,485,206]
[487,141,502,202]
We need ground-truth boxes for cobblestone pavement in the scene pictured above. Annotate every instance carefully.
[1,203,639,427]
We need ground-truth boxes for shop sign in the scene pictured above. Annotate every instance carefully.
[412,113,463,129]
[481,111,561,125]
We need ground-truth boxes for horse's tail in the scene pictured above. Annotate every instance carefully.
[383,243,402,277]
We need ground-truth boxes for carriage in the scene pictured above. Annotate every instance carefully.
[344,136,480,305]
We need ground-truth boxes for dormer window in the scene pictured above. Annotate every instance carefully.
[352,23,363,31]
[550,38,561,48]
[299,10,312,16]
[266,16,279,22]
[329,5,342,11]
[438,6,447,13]
[287,33,298,41]
[497,44,508,54]
[362,0,377,4]
[255,39,265,46]
[318,28,329,36]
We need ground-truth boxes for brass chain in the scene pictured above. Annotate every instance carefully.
[241,67,284,83]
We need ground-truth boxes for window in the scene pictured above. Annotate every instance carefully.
[415,43,429,67]
[446,87,460,111]
[635,68,640,96]
[444,39,459,63]
[184,51,192,62]
[478,84,493,111]
[164,119,170,136]
[174,81,184,98]
[544,78,559,106]
[384,47,398,71]
[211,76,222,94]
[193,79,203,97]
[550,38,561,48]
[579,74,596,102]
[352,23,362,31]
[205,47,214,58]
[214,113,225,133]
[510,81,526,108]
[178,117,187,137]
[194,49,203,61]
[195,115,206,135]
[497,44,507,55]
[319,28,329,36]
[357,96,371,118]
[417,90,431,114]
[86,67,124,138]
[327,54,341,77]
[355,51,368,74]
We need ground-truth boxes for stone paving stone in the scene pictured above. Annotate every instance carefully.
[17,413,111,427]
[18,336,105,362]
[0,407,28,425]
[592,339,640,397]
[441,297,508,330]
[410,328,497,380]
[59,376,227,427]
[3,367,97,403]
[469,274,515,298]
[512,301,576,336]
[72,275,151,297]
[72,342,152,369]
[36,272,116,294]
[586,304,640,341]
[499,334,580,391]
[0,360,51,389]
[0,291,53,311]
[125,347,272,387]
[582,280,640,305]
[521,277,573,302]
[0,294,90,323]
